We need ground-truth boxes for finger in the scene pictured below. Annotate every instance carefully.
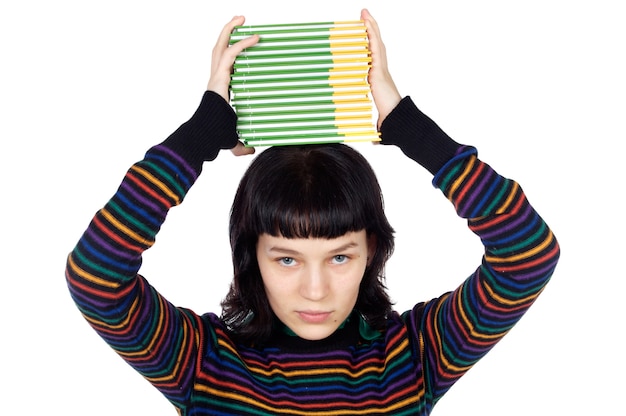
[363,13,390,85]
[362,10,383,56]
[206,21,258,98]
[212,16,246,74]
[214,15,246,55]
[230,141,256,156]
[225,34,260,62]
[361,9,381,35]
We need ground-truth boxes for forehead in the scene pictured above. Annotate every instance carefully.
[257,230,368,254]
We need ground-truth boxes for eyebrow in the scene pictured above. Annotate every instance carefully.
[267,241,360,256]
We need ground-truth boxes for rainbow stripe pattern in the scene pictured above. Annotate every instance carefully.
[64,92,560,415]
[229,21,380,146]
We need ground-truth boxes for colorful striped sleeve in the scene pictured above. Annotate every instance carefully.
[406,146,560,405]
[65,144,203,408]
[65,91,240,410]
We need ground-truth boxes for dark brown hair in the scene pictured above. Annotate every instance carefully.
[221,143,395,344]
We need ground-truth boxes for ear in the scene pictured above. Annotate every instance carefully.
[366,234,377,266]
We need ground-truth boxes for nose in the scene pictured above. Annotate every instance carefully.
[299,265,329,301]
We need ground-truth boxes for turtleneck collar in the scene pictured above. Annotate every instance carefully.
[263,310,383,352]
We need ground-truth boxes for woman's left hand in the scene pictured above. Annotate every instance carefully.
[361,9,402,129]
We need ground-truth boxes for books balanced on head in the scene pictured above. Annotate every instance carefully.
[229,20,380,147]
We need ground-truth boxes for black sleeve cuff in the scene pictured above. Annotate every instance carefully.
[160,90,240,173]
[379,96,463,175]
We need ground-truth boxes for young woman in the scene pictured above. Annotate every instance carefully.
[66,9,560,415]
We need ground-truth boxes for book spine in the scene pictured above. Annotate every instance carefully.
[229,20,379,147]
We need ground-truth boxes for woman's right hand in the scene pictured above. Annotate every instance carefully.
[206,16,259,101]
[206,16,259,156]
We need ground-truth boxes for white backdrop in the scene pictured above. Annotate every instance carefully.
[2,1,623,414]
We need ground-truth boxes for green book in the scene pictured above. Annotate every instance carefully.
[229,20,379,147]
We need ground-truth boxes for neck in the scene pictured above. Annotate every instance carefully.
[262,311,380,352]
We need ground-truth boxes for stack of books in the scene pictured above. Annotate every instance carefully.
[229,20,380,147]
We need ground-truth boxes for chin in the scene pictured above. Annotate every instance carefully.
[294,326,336,341]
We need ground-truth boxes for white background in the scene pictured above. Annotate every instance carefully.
[2,0,624,414]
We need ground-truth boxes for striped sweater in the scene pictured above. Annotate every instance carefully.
[66,93,560,415]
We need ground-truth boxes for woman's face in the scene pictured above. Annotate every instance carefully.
[256,230,373,341]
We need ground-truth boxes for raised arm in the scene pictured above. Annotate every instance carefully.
[390,101,560,402]
[65,16,257,409]
[363,8,560,405]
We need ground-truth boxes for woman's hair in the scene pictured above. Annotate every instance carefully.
[221,143,395,344]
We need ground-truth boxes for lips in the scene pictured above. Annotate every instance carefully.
[297,311,332,324]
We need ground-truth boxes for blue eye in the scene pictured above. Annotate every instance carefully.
[332,255,348,264]
[279,257,296,266]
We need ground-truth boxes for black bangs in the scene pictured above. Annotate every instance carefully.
[231,143,384,241]
[252,164,370,239]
